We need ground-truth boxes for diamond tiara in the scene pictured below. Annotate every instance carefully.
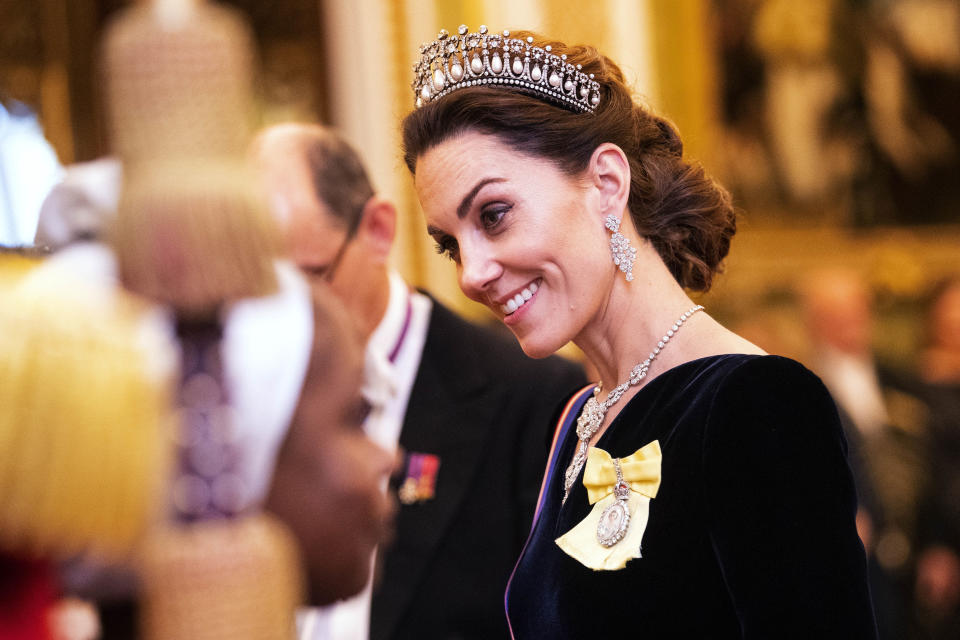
[412,25,601,114]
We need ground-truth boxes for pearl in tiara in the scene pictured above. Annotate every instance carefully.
[411,25,602,114]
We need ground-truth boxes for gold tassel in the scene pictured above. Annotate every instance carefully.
[100,1,257,163]
[0,251,43,288]
[101,1,278,316]
[0,275,171,559]
[96,4,304,634]
[138,514,303,640]
[110,160,278,317]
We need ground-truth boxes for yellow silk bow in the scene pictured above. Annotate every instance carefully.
[555,441,662,571]
[582,440,662,504]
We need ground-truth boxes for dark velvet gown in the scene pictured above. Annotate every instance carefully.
[506,355,878,639]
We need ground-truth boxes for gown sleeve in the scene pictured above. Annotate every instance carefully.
[702,357,878,638]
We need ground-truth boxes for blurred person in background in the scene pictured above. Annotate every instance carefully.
[26,1,398,637]
[30,177,320,639]
[265,280,396,607]
[798,266,928,639]
[914,276,960,640]
[12,253,397,639]
[252,123,587,640]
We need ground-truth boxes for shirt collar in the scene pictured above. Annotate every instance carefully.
[366,271,412,364]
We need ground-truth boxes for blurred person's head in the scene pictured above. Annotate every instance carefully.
[264,283,394,604]
[922,276,960,382]
[797,267,874,356]
[251,124,397,340]
[927,277,960,352]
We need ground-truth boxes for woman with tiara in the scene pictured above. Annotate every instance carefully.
[402,26,877,638]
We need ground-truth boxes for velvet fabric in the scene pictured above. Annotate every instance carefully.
[506,355,878,639]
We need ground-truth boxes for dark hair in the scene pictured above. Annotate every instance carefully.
[302,129,375,231]
[402,32,735,291]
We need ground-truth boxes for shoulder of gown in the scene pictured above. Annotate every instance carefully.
[699,355,879,637]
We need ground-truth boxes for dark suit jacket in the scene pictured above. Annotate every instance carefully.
[370,299,587,640]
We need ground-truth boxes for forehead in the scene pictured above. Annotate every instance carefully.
[258,157,345,259]
[414,130,556,222]
[259,149,317,211]
[416,133,486,196]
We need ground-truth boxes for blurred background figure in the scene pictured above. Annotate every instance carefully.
[265,281,396,607]
[0,97,63,246]
[252,123,587,640]
[30,2,391,638]
[914,276,960,640]
[797,266,929,639]
[33,157,121,251]
[920,277,960,383]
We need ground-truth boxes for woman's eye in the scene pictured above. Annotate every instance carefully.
[434,235,460,262]
[480,205,510,230]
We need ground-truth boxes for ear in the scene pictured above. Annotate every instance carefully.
[356,196,396,263]
[587,143,631,222]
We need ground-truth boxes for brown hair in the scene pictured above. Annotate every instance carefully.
[302,129,375,231]
[402,31,735,291]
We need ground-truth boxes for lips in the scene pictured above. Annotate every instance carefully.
[500,280,540,315]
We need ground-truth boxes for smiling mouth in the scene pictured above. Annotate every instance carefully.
[500,280,540,316]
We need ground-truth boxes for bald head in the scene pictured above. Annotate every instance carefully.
[251,123,395,340]
[251,123,374,231]
[797,267,874,355]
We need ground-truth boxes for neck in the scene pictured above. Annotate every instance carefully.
[574,248,698,392]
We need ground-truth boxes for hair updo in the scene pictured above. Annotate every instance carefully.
[402,31,735,292]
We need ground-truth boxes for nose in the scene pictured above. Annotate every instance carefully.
[457,240,502,302]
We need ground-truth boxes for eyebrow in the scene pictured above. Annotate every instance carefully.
[457,177,506,219]
[426,176,506,238]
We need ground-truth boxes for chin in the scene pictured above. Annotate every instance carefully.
[514,331,567,360]
[306,552,372,605]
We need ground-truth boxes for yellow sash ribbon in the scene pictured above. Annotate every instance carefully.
[555,441,662,571]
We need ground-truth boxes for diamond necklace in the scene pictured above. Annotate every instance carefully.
[561,305,704,504]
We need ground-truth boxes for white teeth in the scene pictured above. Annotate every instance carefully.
[500,280,541,316]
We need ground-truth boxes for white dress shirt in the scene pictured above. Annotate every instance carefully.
[298,271,431,640]
[817,347,889,436]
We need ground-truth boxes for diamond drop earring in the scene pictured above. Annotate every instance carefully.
[605,214,636,282]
